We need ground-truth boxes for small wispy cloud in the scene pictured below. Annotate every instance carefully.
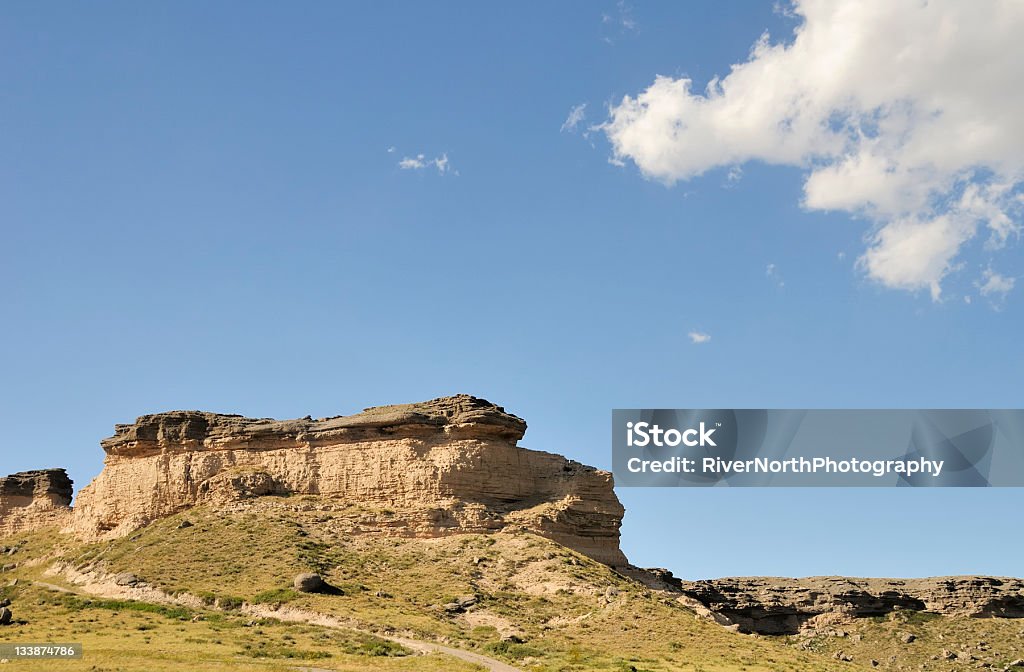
[395,150,455,175]
[399,154,426,170]
[976,267,1015,309]
[766,263,785,288]
[688,330,711,345]
[726,165,744,186]
[601,0,638,44]
[978,267,1015,297]
[561,103,588,133]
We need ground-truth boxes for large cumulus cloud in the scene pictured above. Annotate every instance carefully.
[601,0,1024,300]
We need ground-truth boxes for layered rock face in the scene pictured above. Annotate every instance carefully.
[72,395,627,566]
[678,576,1024,634]
[0,469,73,537]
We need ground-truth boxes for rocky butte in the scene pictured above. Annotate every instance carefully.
[0,468,73,537]
[70,394,628,566]
[2,394,1023,635]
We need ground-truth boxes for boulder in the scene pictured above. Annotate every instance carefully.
[443,595,479,613]
[294,573,326,593]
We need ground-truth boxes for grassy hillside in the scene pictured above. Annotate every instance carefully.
[0,527,468,671]
[1,497,1020,671]
[786,608,1024,671]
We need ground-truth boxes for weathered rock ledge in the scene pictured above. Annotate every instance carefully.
[0,469,73,537]
[18,395,626,566]
[674,576,1024,634]
[99,394,529,458]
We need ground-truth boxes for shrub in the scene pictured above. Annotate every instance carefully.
[251,588,300,605]
[356,638,408,657]
[217,595,245,610]
[485,640,543,660]
[58,595,191,620]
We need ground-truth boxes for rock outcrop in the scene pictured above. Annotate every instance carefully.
[0,469,73,537]
[7,393,1024,624]
[71,395,627,566]
[678,576,1024,634]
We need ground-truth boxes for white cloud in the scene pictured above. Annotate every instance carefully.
[397,151,455,175]
[688,330,711,344]
[978,267,1015,298]
[857,214,975,301]
[398,154,426,170]
[615,1,637,32]
[766,263,784,288]
[600,0,1024,301]
[561,103,588,133]
[433,153,451,174]
[601,0,638,44]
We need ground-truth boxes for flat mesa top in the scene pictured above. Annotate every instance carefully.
[100,394,528,454]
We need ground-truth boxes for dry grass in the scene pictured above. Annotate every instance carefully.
[786,608,1024,671]
[46,498,846,671]
[5,499,1021,671]
[0,525,478,671]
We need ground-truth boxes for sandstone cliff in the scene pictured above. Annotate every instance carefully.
[0,469,73,537]
[5,394,1024,630]
[71,395,627,566]
[677,576,1024,634]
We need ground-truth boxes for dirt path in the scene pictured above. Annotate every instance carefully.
[35,575,521,672]
[295,636,521,672]
[31,580,76,593]
[387,636,522,672]
[243,602,521,672]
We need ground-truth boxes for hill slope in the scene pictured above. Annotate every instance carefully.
[1,498,848,672]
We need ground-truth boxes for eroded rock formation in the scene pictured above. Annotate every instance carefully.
[70,395,627,565]
[6,394,1024,624]
[0,469,73,537]
[678,576,1024,634]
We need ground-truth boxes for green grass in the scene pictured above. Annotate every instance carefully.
[483,639,543,659]
[56,594,193,620]
[11,501,1023,672]
[888,608,942,625]
[0,527,482,672]
[786,606,1024,671]
[251,587,300,604]
[0,576,480,671]
[47,501,850,671]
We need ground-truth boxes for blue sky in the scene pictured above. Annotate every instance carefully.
[2,1,1023,579]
